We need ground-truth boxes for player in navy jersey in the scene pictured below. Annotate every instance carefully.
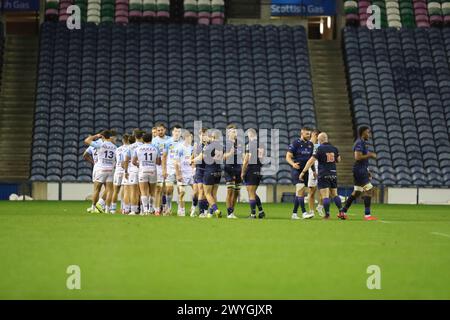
[192,127,209,217]
[286,127,315,219]
[223,124,243,219]
[341,126,378,221]
[241,128,265,219]
[300,132,343,219]
[202,130,223,218]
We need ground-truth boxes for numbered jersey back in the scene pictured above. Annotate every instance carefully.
[97,141,117,170]
[135,144,159,172]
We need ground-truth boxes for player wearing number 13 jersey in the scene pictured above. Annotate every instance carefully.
[300,132,343,220]
[84,130,117,214]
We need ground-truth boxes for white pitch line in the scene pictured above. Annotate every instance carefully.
[379,220,393,224]
[430,232,450,239]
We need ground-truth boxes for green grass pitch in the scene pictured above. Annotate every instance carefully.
[0,201,449,300]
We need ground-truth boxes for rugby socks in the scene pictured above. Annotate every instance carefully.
[111,203,117,212]
[227,207,234,216]
[209,203,218,214]
[166,195,172,210]
[293,197,300,214]
[123,203,130,214]
[323,198,331,216]
[249,200,257,215]
[298,196,306,213]
[343,194,356,213]
[149,196,154,211]
[131,205,139,213]
[98,198,106,208]
[334,196,342,211]
[363,196,371,216]
[192,196,198,208]
[255,195,264,212]
[141,196,149,212]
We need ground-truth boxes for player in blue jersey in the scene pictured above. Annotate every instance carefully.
[300,132,343,219]
[223,124,243,219]
[286,127,315,220]
[152,123,170,216]
[241,128,265,219]
[192,127,209,217]
[163,125,183,216]
[341,126,378,221]
[202,129,223,218]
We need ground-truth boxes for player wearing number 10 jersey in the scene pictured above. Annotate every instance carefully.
[300,132,343,220]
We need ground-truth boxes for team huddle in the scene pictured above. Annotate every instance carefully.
[286,125,378,221]
[83,123,265,219]
[83,123,377,221]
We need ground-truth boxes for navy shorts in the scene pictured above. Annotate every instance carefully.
[291,167,309,186]
[353,167,370,186]
[203,170,222,186]
[244,168,262,186]
[224,165,242,184]
[318,175,338,190]
[194,168,205,184]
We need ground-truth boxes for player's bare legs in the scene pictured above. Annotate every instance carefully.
[139,182,150,214]
[111,185,121,213]
[154,183,163,216]
[308,186,316,215]
[204,184,221,218]
[225,182,234,215]
[165,183,174,216]
[320,188,343,220]
[246,185,264,219]
[130,184,140,214]
[292,185,308,219]
[122,185,131,214]
[91,182,103,213]
[191,183,200,217]
[177,184,186,216]
[195,183,208,218]
[104,182,114,213]
[148,183,156,214]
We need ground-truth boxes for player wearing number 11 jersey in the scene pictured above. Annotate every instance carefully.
[132,133,161,215]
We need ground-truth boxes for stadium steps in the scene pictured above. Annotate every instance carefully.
[309,40,355,186]
[0,35,38,182]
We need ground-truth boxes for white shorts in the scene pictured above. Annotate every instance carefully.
[156,165,164,183]
[127,171,139,185]
[121,174,129,186]
[178,175,194,186]
[114,171,124,186]
[165,172,177,185]
[92,167,98,183]
[308,168,318,188]
[139,170,157,184]
[94,169,114,184]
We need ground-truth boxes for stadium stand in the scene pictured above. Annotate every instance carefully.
[0,21,3,91]
[45,0,224,24]
[30,23,315,183]
[343,26,450,187]
[344,0,450,28]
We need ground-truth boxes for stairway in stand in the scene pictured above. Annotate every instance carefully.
[0,35,38,182]
[309,40,355,186]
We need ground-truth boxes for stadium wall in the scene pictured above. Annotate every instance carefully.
[386,188,450,205]
[32,183,270,202]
